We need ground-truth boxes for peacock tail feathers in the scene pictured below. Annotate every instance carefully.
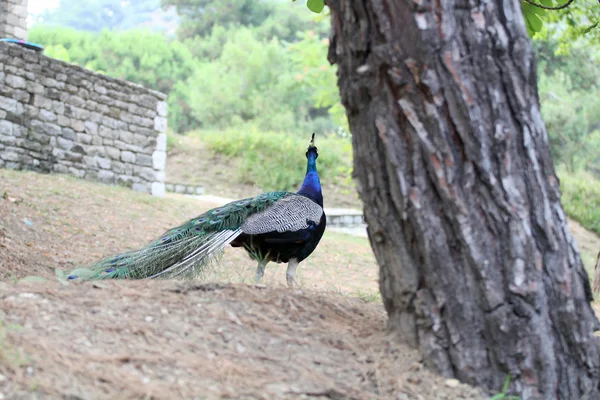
[68,133,325,283]
[70,191,292,281]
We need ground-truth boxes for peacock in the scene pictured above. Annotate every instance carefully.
[67,133,326,287]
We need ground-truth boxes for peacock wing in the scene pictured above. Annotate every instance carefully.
[191,191,291,232]
[241,194,323,235]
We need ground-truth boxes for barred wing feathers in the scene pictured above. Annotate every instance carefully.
[242,194,324,235]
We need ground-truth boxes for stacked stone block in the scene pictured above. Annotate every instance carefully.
[0,42,168,196]
[0,0,28,40]
[165,182,205,195]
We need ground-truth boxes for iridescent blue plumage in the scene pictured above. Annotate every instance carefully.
[67,134,326,287]
[297,149,323,207]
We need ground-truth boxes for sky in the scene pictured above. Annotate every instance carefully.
[27,0,59,26]
[28,0,59,14]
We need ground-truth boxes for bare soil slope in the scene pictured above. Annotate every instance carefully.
[0,170,486,399]
[0,281,486,400]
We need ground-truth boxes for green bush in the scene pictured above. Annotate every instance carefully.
[539,68,600,172]
[191,127,352,192]
[536,39,600,177]
[558,167,600,234]
[29,22,344,136]
[289,27,347,132]
[182,27,313,133]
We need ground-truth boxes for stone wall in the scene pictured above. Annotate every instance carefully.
[0,42,168,196]
[0,0,28,40]
[165,182,205,195]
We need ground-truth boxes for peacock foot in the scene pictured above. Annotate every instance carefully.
[286,274,295,288]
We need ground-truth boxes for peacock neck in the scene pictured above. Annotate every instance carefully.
[297,152,323,207]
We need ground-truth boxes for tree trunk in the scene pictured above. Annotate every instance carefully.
[327,0,600,398]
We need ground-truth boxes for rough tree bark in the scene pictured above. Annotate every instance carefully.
[327,0,600,398]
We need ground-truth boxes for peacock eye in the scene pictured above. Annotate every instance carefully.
[195,218,207,224]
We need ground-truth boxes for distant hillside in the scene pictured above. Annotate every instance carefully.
[31,0,179,34]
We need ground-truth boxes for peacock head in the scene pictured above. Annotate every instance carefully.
[306,132,318,159]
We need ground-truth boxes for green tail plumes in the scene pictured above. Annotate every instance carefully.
[68,192,289,281]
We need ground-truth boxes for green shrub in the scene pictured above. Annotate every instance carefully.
[182,27,317,133]
[558,167,600,234]
[29,23,345,135]
[191,127,352,192]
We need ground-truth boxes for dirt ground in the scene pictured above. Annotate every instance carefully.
[1,169,488,399]
[0,281,486,400]
[2,168,600,399]
[565,217,600,280]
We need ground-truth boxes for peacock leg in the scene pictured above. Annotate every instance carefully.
[255,260,268,283]
[286,258,299,288]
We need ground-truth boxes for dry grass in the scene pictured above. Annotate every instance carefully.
[566,218,600,284]
[2,168,600,399]
[0,170,481,399]
[0,169,379,299]
[0,169,488,399]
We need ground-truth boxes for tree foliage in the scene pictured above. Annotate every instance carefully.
[289,28,347,132]
[30,2,343,135]
[162,0,328,42]
[181,27,312,132]
[521,0,600,43]
[161,0,271,39]
[526,3,600,177]
[536,40,600,173]
[29,26,197,95]
[293,0,325,13]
